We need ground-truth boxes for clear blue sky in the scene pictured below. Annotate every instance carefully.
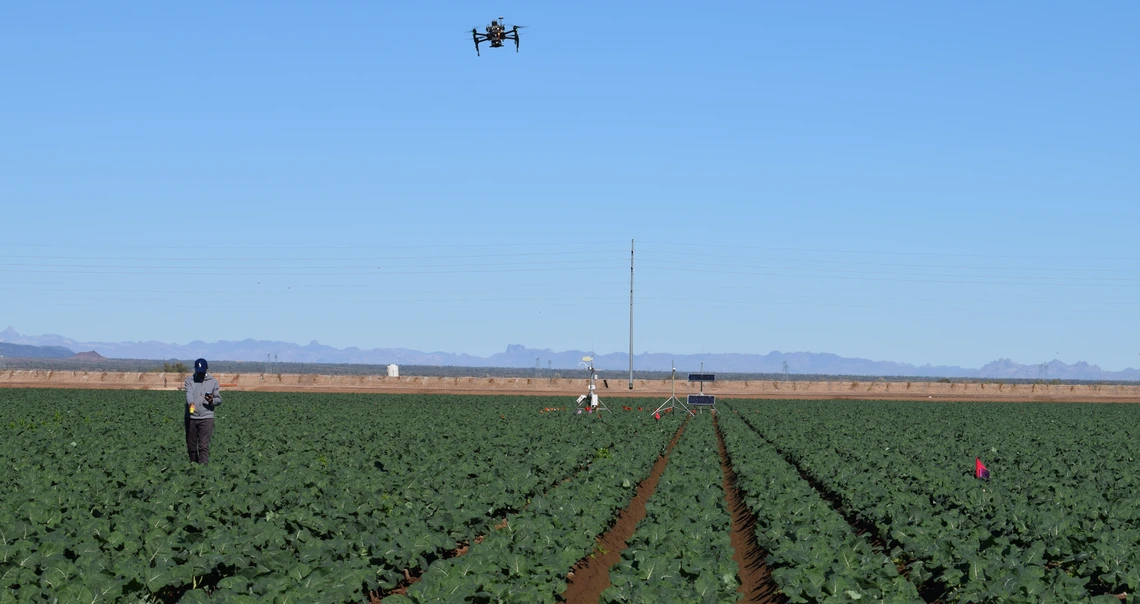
[3,1,1138,369]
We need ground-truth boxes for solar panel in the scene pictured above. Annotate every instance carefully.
[688,394,716,406]
[688,373,715,382]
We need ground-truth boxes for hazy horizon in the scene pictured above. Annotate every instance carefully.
[5,325,1139,380]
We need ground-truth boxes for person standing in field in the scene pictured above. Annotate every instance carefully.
[184,358,222,465]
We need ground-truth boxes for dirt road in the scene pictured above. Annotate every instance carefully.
[2,370,1138,402]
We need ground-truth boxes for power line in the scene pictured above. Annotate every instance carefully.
[636,260,1140,283]
[0,258,626,270]
[637,265,1140,288]
[0,249,627,262]
[0,240,631,251]
[0,264,627,277]
[640,248,1140,274]
[638,240,1140,263]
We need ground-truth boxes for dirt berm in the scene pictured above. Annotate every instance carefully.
[1,370,1139,402]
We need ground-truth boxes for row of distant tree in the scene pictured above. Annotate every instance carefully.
[0,355,1133,386]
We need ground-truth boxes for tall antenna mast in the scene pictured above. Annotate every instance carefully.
[629,238,634,389]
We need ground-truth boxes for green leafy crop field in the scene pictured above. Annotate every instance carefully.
[0,390,679,603]
[727,399,1140,602]
[1,390,1137,603]
[602,409,739,603]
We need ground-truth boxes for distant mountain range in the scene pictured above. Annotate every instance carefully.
[0,341,76,359]
[3,325,1138,380]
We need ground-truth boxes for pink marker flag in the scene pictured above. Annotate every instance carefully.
[975,457,990,480]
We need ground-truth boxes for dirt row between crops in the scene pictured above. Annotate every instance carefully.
[373,414,784,604]
[371,436,619,602]
[730,407,1133,602]
[730,408,944,602]
[713,413,787,603]
[3,370,1140,402]
[561,417,689,602]
[370,420,690,603]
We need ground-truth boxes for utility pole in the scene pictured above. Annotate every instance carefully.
[629,238,634,389]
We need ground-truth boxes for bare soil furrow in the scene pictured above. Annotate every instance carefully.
[732,409,943,603]
[713,412,787,604]
[560,418,689,603]
[371,443,613,603]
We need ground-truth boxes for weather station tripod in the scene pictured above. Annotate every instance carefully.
[653,361,691,416]
[575,357,609,413]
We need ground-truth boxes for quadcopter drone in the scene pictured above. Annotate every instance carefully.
[471,16,525,56]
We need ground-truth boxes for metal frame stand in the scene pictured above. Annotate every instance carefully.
[693,376,713,414]
[686,362,717,414]
[575,357,609,413]
[654,360,690,416]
